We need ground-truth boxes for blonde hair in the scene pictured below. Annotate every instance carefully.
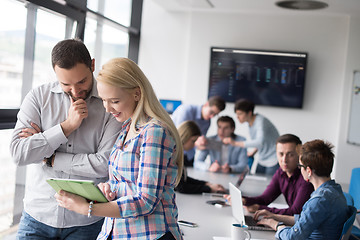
[97,58,183,185]
[177,121,201,145]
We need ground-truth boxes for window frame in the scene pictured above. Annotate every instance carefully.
[0,0,143,229]
[0,0,142,131]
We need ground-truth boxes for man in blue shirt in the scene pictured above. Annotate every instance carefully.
[194,116,248,173]
[171,96,225,166]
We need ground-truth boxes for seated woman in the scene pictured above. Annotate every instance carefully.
[175,120,226,194]
[255,139,348,240]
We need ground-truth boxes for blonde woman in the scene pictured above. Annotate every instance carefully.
[55,58,183,240]
[176,121,225,194]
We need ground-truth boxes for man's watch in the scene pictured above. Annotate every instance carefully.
[45,153,55,167]
[276,221,286,231]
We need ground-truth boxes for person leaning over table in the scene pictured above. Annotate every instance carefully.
[54,58,184,239]
[223,99,279,175]
[175,120,226,194]
[255,139,348,240]
[171,95,226,166]
[10,39,121,239]
[242,134,314,216]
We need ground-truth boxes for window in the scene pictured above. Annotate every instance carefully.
[0,0,26,109]
[0,0,142,235]
[33,8,70,88]
[87,0,132,27]
[84,18,129,72]
[0,0,27,232]
[85,0,133,73]
[0,130,16,232]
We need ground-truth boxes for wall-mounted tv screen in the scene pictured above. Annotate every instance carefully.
[208,47,308,108]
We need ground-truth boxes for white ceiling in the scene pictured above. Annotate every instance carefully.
[152,0,360,17]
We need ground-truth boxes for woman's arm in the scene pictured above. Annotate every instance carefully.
[55,124,176,219]
[255,210,295,226]
[276,197,329,240]
[55,190,122,218]
[175,176,211,194]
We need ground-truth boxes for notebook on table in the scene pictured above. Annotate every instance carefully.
[228,182,273,231]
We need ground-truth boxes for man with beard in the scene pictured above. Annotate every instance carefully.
[10,39,121,239]
[242,134,314,215]
[194,116,248,173]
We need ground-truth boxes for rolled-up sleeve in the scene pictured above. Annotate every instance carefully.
[10,89,68,166]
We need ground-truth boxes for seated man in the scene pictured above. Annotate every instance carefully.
[243,134,314,215]
[194,116,248,173]
[171,96,226,166]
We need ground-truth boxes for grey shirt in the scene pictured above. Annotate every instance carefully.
[245,114,279,167]
[10,80,122,228]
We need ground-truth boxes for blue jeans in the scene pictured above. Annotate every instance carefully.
[256,163,279,176]
[16,211,104,240]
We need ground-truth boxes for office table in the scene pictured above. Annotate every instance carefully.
[176,168,284,239]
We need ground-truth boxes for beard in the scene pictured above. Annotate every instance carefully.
[66,89,91,101]
[65,75,94,101]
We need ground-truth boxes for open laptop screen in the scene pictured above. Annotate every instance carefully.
[229,182,246,225]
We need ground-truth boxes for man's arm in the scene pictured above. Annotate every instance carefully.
[243,171,282,207]
[193,149,210,171]
[228,144,248,173]
[243,120,265,149]
[263,181,314,215]
[53,115,121,178]
[171,105,194,127]
[10,89,67,166]
[10,89,121,179]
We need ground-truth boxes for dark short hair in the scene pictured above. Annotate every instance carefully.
[217,116,235,129]
[277,134,302,145]
[208,96,226,111]
[234,99,255,114]
[300,139,334,177]
[51,38,92,70]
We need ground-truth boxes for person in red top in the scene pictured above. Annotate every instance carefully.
[243,134,314,216]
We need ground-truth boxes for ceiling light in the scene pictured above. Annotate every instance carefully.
[276,0,328,10]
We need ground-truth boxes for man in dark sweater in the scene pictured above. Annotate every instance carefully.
[243,134,314,215]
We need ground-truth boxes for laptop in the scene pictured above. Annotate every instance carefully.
[229,182,273,231]
[220,167,249,195]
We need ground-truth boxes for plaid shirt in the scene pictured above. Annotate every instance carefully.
[97,118,182,239]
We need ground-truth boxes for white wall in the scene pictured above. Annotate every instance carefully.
[336,16,360,184]
[139,0,360,184]
[139,1,190,100]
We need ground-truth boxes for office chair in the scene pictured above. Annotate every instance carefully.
[349,168,360,210]
[344,192,355,207]
[346,168,360,240]
[340,205,357,240]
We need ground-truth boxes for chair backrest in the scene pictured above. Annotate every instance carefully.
[349,168,360,210]
[344,192,354,206]
[340,205,357,240]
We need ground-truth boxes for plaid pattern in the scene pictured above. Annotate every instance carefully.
[97,118,182,240]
